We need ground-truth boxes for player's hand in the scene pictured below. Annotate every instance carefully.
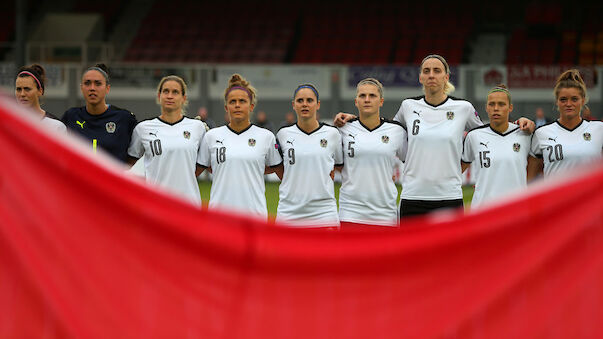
[517,117,535,133]
[333,112,356,127]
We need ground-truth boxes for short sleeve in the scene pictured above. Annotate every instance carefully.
[128,112,138,137]
[266,133,283,167]
[394,101,406,125]
[197,133,211,167]
[396,126,408,162]
[275,130,284,158]
[462,132,475,163]
[529,131,543,158]
[465,103,484,131]
[127,124,144,159]
[333,130,344,166]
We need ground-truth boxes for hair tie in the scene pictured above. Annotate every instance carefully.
[293,85,319,101]
[226,86,252,100]
[18,71,43,91]
[86,66,109,84]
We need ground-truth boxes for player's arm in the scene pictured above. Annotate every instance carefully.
[527,156,543,182]
[516,117,536,133]
[265,163,284,180]
[333,112,356,127]
[127,156,139,167]
[461,162,471,173]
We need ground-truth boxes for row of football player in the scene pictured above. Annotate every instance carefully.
[14,56,602,227]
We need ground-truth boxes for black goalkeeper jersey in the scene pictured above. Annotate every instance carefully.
[62,105,137,162]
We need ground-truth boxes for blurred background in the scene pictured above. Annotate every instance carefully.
[1,0,602,125]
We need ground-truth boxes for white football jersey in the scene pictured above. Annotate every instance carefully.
[462,123,531,207]
[42,116,67,133]
[276,123,343,227]
[394,96,483,200]
[197,124,282,218]
[128,117,206,205]
[530,120,603,178]
[338,119,407,226]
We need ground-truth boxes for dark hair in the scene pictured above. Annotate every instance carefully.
[224,73,257,106]
[83,63,110,84]
[17,64,46,92]
[554,69,588,104]
[293,84,319,101]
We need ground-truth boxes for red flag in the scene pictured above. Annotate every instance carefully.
[1,96,602,339]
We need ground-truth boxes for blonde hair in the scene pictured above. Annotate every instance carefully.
[420,54,455,94]
[357,77,384,99]
[224,73,257,106]
[554,69,588,105]
[156,75,189,112]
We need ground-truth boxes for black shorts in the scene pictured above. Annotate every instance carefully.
[400,199,464,218]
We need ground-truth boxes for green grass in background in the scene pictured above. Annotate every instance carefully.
[199,181,475,216]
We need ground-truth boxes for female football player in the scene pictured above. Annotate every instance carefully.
[15,64,66,132]
[275,84,342,227]
[62,63,137,162]
[197,74,282,219]
[528,69,603,180]
[128,75,206,205]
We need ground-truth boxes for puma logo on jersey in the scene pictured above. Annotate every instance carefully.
[412,110,421,116]
[548,137,557,142]
[286,139,294,145]
[76,120,86,129]
[480,142,489,148]
[216,139,224,145]
[348,133,356,140]
[149,132,157,137]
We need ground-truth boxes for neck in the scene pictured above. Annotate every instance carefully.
[297,117,319,133]
[359,111,381,129]
[229,119,251,132]
[558,115,582,130]
[31,104,45,118]
[424,90,447,106]
[87,102,108,115]
[160,109,183,123]
[491,121,509,134]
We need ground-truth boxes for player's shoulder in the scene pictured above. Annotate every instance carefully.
[251,123,276,136]
[401,95,425,104]
[63,106,85,117]
[534,120,557,134]
[585,119,603,129]
[381,118,405,129]
[447,95,472,104]
[465,124,490,136]
[44,111,60,120]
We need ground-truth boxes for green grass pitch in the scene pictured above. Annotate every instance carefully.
[199,181,475,216]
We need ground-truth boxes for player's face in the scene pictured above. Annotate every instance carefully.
[292,88,320,120]
[355,84,383,115]
[15,76,41,108]
[225,89,254,123]
[81,70,110,105]
[158,80,186,113]
[486,92,513,125]
[556,87,584,120]
[419,58,449,94]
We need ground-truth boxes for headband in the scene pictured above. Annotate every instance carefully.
[421,54,450,74]
[293,85,319,101]
[18,71,43,91]
[226,86,252,101]
[86,66,109,83]
[488,87,511,96]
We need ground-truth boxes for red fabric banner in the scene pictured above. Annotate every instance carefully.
[1,97,602,339]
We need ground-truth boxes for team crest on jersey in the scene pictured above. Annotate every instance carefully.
[183,131,191,139]
[105,122,116,133]
[513,143,521,152]
[248,138,256,146]
[583,132,591,141]
[381,135,390,144]
[320,139,328,147]
[446,111,455,120]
